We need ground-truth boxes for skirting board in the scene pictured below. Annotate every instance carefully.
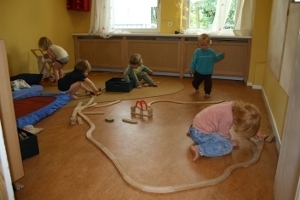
[248,82,280,150]
[91,68,245,81]
[247,82,262,89]
[92,68,123,73]
[261,87,281,151]
[252,85,262,89]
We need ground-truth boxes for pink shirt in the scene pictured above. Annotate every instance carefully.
[192,101,234,139]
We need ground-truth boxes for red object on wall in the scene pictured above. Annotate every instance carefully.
[67,0,90,12]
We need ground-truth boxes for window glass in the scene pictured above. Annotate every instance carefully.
[113,0,159,32]
[187,0,237,31]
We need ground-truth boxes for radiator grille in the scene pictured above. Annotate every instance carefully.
[127,41,180,72]
[74,36,250,79]
[184,41,249,77]
[78,40,122,68]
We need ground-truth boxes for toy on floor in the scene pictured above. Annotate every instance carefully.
[130,100,153,117]
[83,111,104,115]
[105,117,114,122]
[78,98,264,194]
[22,125,44,134]
[70,99,121,125]
[122,118,138,124]
[86,91,101,96]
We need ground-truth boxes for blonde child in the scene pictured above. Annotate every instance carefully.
[123,54,157,88]
[57,60,100,100]
[38,37,69,85]
[187,101,264,161]
[190,33,225,98]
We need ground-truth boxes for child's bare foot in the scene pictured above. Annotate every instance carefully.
[190,145,200,161]
[137,85,142,89]
[205,94,211,98]
[149,83,158,87]
[71,95,79,100]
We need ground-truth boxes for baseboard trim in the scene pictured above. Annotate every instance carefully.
[252,85,262,90]
[92,68,123,73]
[261,87,281,151]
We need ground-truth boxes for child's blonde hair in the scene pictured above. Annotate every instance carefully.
[233,101,261,138]
[198,33,211,45]
[38,37,52,51]
[74,60,91,72]
[129,54,143,65]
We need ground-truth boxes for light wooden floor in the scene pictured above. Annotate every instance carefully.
[14,75,278,200]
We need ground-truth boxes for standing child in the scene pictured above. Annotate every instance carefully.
[38,37,69,85]
[58,60,100,100]
[187,101,264,161]
[123,54,157,88]
[190,33,225,98]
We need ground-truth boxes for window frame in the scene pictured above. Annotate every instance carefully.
[184,0,237,35]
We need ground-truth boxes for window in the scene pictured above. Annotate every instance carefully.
[113,0,160,32]
[186,0,237,32]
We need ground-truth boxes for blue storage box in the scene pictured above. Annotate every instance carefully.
[105,78,135,92]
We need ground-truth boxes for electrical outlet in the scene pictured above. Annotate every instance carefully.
[168,22,172,27]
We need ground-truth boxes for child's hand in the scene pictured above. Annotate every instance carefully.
[222,50,226,55]
[231,139,239,148]
[189,70,194,77]
[149,70,153,75]
[256,131,265,141]
[94,91,101,96]
[86,90,93,96]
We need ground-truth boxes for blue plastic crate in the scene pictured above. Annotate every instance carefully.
[105,78,135,92]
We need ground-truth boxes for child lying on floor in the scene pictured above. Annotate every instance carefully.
[58,60,100,100]
[187,100,265,161]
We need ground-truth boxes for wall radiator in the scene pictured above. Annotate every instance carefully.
[73,35,251,81]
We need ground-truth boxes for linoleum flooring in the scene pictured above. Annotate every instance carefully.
[14,75,278,200]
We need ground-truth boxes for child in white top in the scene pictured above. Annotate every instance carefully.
[38,37,69,85]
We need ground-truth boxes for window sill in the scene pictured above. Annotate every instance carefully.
[72,32,252,40]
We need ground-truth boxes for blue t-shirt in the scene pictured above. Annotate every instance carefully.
[190,48,224,75]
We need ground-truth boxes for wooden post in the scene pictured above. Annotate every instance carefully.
[0,40,24,183]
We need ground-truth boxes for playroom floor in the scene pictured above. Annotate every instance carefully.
[14,74,278,200]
